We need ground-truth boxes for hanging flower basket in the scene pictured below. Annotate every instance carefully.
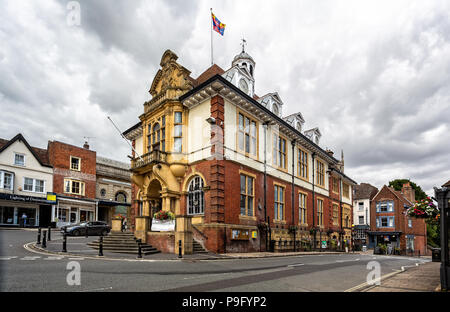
[407,197,438,219]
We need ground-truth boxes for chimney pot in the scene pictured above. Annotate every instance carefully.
[83,141,89,149]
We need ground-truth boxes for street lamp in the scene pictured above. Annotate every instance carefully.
[435,186,450,291]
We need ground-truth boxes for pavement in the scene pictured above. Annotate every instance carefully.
[26,229,364,261]
[361,261,442,292]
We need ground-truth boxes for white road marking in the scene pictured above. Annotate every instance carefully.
[287,263,305,267]
[20,256,41,260]
[78,287,113,292]
[0,256,18,260]
[44,256,64,260]
[336,259,360,263]
[68,257,85,260]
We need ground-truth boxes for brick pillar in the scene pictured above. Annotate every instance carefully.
[209,95,225,224]
[210,95,224,158]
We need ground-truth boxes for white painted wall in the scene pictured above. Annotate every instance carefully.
[353,198,371,225]
[0,140,53,197]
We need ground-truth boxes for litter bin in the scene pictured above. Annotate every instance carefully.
[269,240,275,252]
[432,248,441,262]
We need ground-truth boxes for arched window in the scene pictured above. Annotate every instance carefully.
[115,192,127,203]
[188,176,205,215]
[249,65,253,76]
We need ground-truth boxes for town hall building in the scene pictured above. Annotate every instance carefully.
[123,47,356,254]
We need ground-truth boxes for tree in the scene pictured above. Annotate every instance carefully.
[388,179,427,201]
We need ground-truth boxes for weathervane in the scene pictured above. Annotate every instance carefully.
[241,38,247,52]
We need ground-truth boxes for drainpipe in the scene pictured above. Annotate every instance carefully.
[312,152,316,249]
[339,176,343,250]
[291,140,296,251]
[263,122,269,251]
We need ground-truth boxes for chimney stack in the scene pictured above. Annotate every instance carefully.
[326,149,334,157]
[83,141,89,150]
[401,182,415,203]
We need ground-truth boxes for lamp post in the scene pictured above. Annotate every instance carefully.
[351,224,355,253]
[435,186,449,291]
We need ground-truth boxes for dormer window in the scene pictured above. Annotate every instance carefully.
[273,104,279,116]
[296,122,302,132]
[238,79,249,94]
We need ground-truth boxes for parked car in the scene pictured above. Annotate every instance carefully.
[61,221,111,236]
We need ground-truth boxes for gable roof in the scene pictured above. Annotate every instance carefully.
[442,180,450,187]
[354,183,378,200]
[0,133,52,168]
[196,64,225,85]
[374,185,413,207]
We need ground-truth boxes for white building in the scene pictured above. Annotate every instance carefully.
[0,134,54,227]
[352,183,378,248]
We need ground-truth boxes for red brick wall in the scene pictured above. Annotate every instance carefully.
[47,141,97,199]
[179,158,349,253]
[147,232,175,253]
[371,186,427,253]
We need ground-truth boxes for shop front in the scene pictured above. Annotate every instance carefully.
[54,196,97,228]
[368,231,402,250]
[0,193,54,227]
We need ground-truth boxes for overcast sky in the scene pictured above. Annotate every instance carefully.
[1,0,449,196]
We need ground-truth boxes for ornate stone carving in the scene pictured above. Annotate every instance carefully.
[148,50,193,101]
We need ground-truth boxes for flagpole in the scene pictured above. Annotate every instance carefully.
[210,8,213,66]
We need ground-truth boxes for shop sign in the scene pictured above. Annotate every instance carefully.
[0,193,51,204]
[251,231,257,239]
[46,192,57,204]
[321,241,327,249]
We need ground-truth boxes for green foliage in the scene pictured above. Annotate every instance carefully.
[426,220,440,248]
[388,179,427,201]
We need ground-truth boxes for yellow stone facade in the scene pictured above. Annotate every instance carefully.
[131,50,194,254]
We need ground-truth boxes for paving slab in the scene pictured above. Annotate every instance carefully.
[363,261,441,292]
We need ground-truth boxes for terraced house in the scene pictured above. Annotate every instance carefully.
[123,48,356,254]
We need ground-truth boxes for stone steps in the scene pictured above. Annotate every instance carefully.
[88,232,160,255]
[193,240,208,254]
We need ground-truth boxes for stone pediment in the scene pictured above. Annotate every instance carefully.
[148,50,194,103]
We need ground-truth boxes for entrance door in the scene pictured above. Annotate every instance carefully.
[39,205,51,227]
[70,208,78,224]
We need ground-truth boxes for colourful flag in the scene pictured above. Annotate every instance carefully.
[211,12,226,36]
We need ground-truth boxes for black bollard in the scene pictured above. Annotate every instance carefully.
[37,228,41,245]
[137,239,142,259]
[48,226,51,241]
[98,235,104,257]
[178,240,182,258]
[42,230,47,248]
[62,233,67,252]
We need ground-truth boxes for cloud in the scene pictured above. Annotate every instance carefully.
[0,0,449,196]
